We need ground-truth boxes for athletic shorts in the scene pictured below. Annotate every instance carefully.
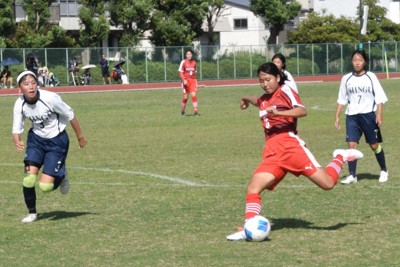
[24,129,70,179]
[253,132,321,190]
[346,112,382,144]
[101,69,110,77]
[182,78,197,94]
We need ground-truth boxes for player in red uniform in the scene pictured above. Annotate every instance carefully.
[227,62,364,241]
[178,49,198,115]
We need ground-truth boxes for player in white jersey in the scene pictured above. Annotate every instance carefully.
[12,70,87,223]
[272,53,298,93]
[335,50,388,184]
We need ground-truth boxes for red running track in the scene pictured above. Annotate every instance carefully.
[1,73,399,96]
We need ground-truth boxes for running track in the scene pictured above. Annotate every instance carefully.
[1,73,399,96]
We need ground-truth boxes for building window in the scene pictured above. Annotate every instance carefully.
[234,19,248,29]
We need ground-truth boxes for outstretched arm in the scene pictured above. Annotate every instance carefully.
[70,117,87,148]
[240,96,259,110]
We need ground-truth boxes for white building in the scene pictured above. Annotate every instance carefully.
[12,0,400,47]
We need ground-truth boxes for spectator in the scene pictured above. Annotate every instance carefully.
[99,54,111,84]
[1,66,14,89]
[68,57,79,86]
[26,56,39,77]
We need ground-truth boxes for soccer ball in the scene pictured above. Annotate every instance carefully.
[244,215,271,242]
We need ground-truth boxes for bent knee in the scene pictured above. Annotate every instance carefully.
[23,174,37,188]
[39,182,54,192]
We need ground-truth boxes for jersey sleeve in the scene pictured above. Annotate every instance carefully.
[12,98,25,134]
[370,72,388,104]
[52,94,75,121]
[337,74,349,105]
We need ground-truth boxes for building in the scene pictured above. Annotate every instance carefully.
[12,0,400,48]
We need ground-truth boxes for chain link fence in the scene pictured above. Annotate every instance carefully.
[1,41,398,87]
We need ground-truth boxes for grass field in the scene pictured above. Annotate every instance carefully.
[0,80,399,266]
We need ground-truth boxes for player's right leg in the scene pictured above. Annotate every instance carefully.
[227,172,276,241]
[22,168,39,223]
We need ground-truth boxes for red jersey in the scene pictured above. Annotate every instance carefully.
[257,84,304,141]
[179,59,197,80]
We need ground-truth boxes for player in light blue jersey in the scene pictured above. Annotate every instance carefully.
[335,50,388,184]
[12,70,87,223]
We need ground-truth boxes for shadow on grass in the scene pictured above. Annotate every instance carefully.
[357,172,379,181]
[39,210,96,221]
[270,218,360,231]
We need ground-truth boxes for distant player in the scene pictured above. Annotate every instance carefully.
[178,49,198,116]
[335,49,389,184]
[12,70,87,223]
[226,62,363,241]
[272,53,298,93]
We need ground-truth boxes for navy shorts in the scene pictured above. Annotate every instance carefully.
[346,112,382,144]
[24,129,70,179]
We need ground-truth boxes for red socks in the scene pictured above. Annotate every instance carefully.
[245,193,261,220]
[325,155,344,184]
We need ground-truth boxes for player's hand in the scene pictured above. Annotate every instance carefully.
[335,118,341,129]
[183,80,188,85]
[15,141,25,152]
[240,100,249,110]
[78,137,87,148]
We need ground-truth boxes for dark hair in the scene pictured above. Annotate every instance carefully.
[271,53,286,70]
[351,50,368,70]
[257,62,286,85]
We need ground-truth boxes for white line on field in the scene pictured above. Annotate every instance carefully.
[0,163,210,187]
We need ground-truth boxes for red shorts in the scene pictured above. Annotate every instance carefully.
[253,132,321,190]
[182,78,197,94]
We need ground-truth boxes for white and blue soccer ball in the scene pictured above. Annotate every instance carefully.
[244,215,271,242]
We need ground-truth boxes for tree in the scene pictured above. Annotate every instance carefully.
[8,0,76,48]
[358,0,400,41]
[204,0,226,45]
[250,0,301,45]
[108,0,153,47]
[78,0,110,47]
[149,0,209,46]
[0,0,16,47]
[287,12,359,43]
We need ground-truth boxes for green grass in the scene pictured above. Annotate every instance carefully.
[0,80,399,266]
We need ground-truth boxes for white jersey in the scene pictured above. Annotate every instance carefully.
[283,70,298,93]
[13,89,75,138]
[337,71,388,115]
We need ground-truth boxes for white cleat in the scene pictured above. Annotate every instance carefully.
[333,149,364,162]
[226,230,246,241]
[378,170,389,183]
[21,213,38,223]
[60,174,69,194]
[341,175,357,185]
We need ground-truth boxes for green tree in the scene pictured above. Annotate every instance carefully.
[205,0,225,45]
[78,0,110,47]
[9,0,76,48]
[287,12,359,43]
[0,0,16,47]
[250,0,301,45]
[149,0,209,46]
[108,0,153,47]
[358,0,400,41]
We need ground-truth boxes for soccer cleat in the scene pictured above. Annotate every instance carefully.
[333,149,364,162]
[378,170,389,183]
[181,111,185,116]
[341,175,357,185]
[194,112,199,116]
[226,228,246,241]
[60,174,69,194]
[21,213,38,223]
